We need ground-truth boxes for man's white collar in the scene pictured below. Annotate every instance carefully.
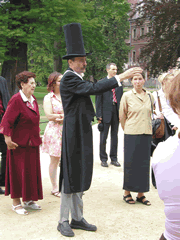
[64,70,83,80]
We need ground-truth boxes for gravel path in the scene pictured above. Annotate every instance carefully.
[0,125,165,240]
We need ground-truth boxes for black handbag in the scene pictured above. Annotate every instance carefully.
[152,118,161,136]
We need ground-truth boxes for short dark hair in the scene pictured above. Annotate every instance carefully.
[106,63,116,70]
[130,71,145,81]
[15,71,36,89]
[67,57,76,66]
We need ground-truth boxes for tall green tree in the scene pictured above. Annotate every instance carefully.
[134,0,180,76]
[0,0,93,95]
[82,0,130,80]
[0,0,130,93]
[28,0,130,84]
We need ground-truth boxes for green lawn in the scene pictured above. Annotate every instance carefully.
[35,87,98,135]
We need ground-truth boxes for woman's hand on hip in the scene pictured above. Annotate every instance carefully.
[4,135,18,150]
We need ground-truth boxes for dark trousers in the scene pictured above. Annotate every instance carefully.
[100,104,119,162]
[0,133,7,186]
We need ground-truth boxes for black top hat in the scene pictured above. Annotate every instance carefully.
[62,23,91,60]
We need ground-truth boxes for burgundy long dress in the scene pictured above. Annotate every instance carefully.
[0,92,43,201]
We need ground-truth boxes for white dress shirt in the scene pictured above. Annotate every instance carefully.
[153,88,180,128]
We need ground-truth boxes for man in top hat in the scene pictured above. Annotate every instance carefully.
[57,22,143,237]
[96,63,123,168]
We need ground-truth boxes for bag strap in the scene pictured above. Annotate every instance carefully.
[156,91,162,112]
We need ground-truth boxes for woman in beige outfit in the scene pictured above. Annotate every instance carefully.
[119,72,153,205]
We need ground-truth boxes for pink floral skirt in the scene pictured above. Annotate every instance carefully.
[41,121,63,157]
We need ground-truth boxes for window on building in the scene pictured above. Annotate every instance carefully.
[133,51,136,62]
[139,48,142,63]
[140,27,144,36]
[147,27,152,33]
[133,28,136,39]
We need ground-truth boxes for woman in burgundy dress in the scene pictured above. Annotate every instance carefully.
[0,71,43,215]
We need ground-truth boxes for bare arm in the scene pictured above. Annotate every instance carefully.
[118,67,143,82]
[43,95,64,124]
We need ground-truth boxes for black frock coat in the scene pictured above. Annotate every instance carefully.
[59,68,119,194]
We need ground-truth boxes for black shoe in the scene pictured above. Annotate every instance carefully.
[0,188,5,194]
[101,162,108,167]
[57,221,74,237]
[110,161,121,167]
[70,218,97,231]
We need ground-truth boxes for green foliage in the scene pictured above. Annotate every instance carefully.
[28,43,54,86]
[134,0,180,76]
[34,86,48,93]
[0,0,88,61]
[0,0,130,84]
[82,0,131,80]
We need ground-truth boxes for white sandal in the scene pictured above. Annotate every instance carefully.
[12,204,28,215]
[24,200,42,210]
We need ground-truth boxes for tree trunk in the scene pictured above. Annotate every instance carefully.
[53,41,62,73]
[1,42,28,97]
[53,26,63,73]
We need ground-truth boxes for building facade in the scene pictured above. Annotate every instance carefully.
[125,0,150,80]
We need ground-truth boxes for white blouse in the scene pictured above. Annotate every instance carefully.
[153,89,180,128]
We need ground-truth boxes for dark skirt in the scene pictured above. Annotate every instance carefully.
[5,146,43,201]
[123,134,152,193]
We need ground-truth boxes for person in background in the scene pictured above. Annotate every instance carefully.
[152,72,180,240]
[42,72,64,197]
[151,73,179,188]
[0,71,43,215]
[0,76,10,194]
[96,63,123,167]
[153,73,179,135]
[119,72,153,205]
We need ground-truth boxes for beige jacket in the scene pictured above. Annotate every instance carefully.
[119,88,154,135]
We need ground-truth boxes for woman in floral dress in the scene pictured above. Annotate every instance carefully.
[42,72,64,197]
